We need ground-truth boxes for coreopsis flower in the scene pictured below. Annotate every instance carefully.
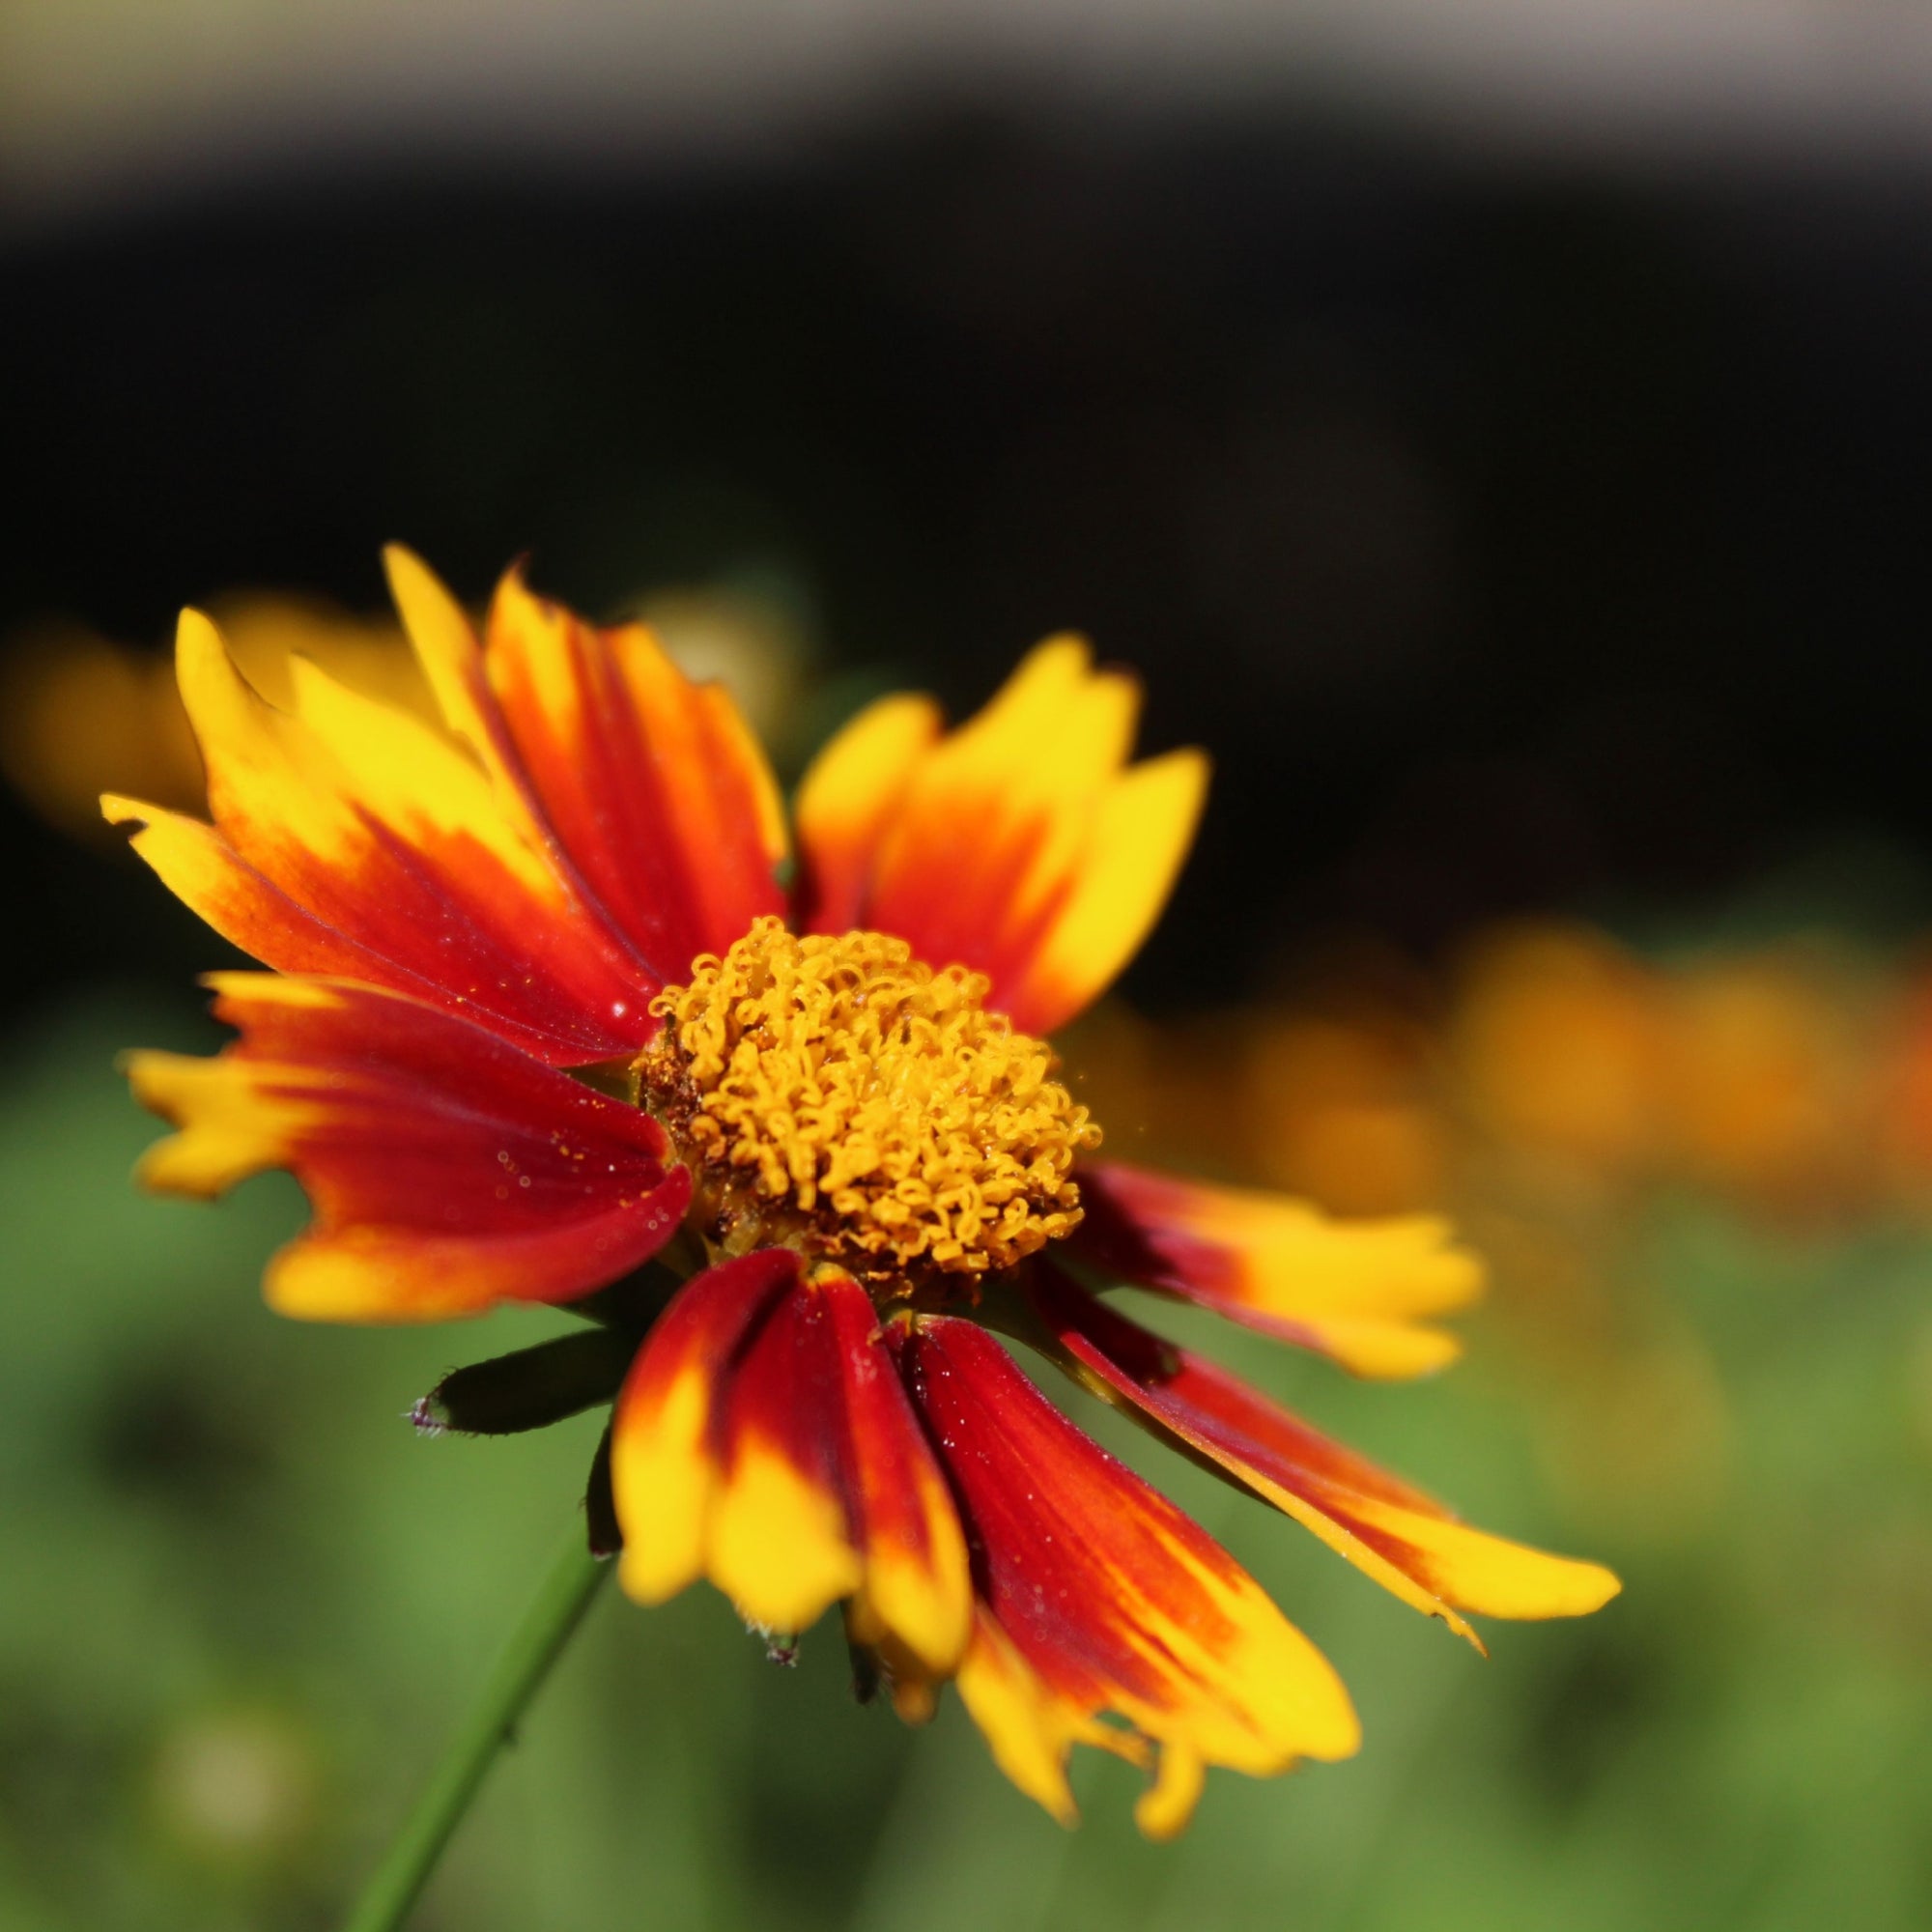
[114,549,1618,1836]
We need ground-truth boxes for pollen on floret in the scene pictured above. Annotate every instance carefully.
[635,917,1100,1281]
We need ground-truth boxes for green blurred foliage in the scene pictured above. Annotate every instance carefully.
[5,988,1931,1931]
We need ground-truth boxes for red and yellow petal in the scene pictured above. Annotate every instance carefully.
[1072,1158,1483,1378]
[1003,745,1208,1038]
[126,974,689,1321]
[1021,1268,1621,1644]
[796,639,1208,1037]
[816,1275,973,1673]
[693,1262,865,1632]
[612,1261,971,1674]
[792,692,943,932]
[948,1607,1149,1829]
[101,796,412,988]
[110,606,653,1065]
[887,1314,1358,1837]
[610,1249,802,1608]
[381,543,535,815]
[478,564,788,982]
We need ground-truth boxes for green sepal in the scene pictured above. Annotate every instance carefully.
[412,1328,637,1437]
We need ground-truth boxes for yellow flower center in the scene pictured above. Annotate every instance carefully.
[636,917,1099,1284]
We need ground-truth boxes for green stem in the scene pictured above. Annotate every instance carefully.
[342,1532,611,1932]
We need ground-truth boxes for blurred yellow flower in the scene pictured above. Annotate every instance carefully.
[0,597,430,839]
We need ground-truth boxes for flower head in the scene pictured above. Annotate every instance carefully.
[115,548,1619,1835]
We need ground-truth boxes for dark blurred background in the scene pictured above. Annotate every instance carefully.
[11,84,1932,1013]
[7,8,1932,1930]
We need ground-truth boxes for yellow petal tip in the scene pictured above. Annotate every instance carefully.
[99,790,151,828]
[174,604,225,666]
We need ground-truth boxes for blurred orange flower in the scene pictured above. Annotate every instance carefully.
[1663,948,1887,1215]
[1447,923,1671,1182]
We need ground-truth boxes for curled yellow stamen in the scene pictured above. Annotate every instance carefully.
[637,918,1099,1278]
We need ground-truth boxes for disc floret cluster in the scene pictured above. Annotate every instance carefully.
[636,917,1098,1282]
